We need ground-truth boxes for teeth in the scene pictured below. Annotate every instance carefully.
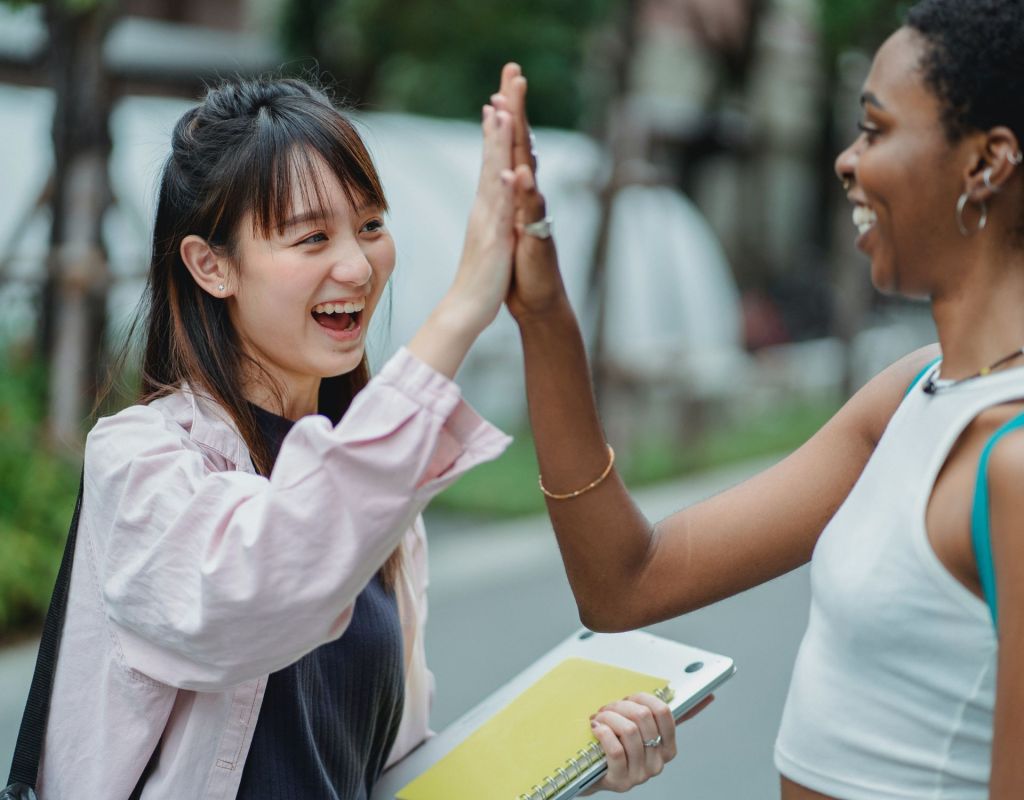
[313,299,366,315]
[852,205,877,235]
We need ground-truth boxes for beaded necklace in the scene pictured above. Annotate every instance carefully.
[923,346,1024,394]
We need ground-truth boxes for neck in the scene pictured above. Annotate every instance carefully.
[243,370,320,420]
[930,241,1024,379]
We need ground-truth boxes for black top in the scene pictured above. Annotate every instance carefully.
[236,404,405,800]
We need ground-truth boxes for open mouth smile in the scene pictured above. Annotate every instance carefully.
[311,298,365,338]
[853,204,877,236]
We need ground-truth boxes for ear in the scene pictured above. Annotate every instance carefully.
[180,235,233,297]
[967,126,1022,201]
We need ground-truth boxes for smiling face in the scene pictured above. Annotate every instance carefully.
[226,153,396,412]
[835,27,981,297]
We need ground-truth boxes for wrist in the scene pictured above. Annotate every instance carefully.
[407,293,484,379]
[435,289,492,342]
[515,296,578,338]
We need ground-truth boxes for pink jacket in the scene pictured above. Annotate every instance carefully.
[37,348,510,799]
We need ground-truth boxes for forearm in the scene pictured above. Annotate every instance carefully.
[518,302,656,630]
[407,293,485,379]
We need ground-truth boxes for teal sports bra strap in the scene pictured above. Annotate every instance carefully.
[905,356,942,397]
[971,410,1024,629]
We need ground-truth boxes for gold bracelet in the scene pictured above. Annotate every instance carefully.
[538,445,615,500]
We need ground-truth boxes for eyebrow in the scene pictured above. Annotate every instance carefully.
[860,91,885,110]
[280,203,380,231]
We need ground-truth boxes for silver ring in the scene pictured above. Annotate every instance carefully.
[643,735,662,748]
[523,215,553,239]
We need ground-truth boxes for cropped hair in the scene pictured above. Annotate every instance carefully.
[905,0,1024,144]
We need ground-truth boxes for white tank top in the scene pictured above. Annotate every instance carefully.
[774,361,1024,799]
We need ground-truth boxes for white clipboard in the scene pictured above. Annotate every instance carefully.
[371,628,736,800]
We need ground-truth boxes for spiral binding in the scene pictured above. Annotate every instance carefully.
[516,686,675,800]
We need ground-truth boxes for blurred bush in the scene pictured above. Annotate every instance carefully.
[0,351,79,638]
[819,0,909,60]
[280,0,615,128]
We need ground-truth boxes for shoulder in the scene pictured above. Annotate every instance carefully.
[835,343,941,447]
[85,391,204,477]
[862,343,942,402]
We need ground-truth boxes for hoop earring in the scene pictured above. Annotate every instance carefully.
[956,191,988,237]
[1009,150,1023,166]
[982,167,1000,193]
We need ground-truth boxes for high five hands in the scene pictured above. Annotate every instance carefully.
[489,63,573,324]
[488,62,712,794]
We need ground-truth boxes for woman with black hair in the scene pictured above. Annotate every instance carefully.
[497,0,1024,796]
[34,77,673,798]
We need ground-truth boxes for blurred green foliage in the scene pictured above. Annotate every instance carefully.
[819,0,911,61]
[0,352,79,638]
[280,0,615,128]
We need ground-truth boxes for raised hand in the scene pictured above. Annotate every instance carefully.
[407,101,517,377]
[489,64,572,324]
[448,102,518,333]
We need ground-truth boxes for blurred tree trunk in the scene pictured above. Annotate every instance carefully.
[40,0,116,447]
[587,0,640,413]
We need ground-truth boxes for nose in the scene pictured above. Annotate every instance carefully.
[329,239,374,288]
[835,137,859,187]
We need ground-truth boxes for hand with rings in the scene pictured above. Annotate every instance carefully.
[578,692,714,794]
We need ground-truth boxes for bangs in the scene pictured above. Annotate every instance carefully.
[232,103,388,241]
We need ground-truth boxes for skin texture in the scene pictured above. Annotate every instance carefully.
[498,21,1024,800]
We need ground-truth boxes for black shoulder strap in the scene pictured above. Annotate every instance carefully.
[4,472,84,795]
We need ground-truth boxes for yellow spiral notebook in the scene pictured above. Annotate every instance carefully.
[371,628,735,800]
[395,658,672,800]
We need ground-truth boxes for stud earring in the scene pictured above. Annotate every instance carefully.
[217,284,225,292]
[1009,150,1023,166]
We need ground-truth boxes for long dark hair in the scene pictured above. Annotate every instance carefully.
[137,76,403,587]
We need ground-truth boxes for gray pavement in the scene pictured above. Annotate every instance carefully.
[1,455,804,798]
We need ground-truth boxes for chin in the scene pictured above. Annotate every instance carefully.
[868,256,901,296]
[324,352,366,378]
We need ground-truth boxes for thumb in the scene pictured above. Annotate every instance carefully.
[513,163,547,228]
